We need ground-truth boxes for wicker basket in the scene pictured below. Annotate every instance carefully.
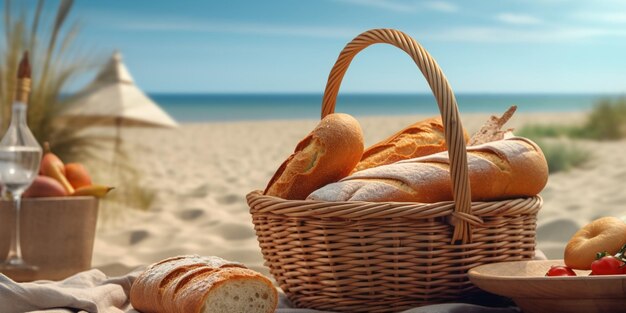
[0,197,99,282]
[247,28,542,313]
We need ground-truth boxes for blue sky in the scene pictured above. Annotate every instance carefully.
[7,0,626,93]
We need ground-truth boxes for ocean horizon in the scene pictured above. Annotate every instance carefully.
[151,93,624,123]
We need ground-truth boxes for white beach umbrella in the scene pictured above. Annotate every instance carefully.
[63,51,177,128]
[62,51,177,160]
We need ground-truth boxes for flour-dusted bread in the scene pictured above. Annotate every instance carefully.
[354,117,467,172]
[130,255,278,313]
[307,137,548,203]
[264,113,364,200]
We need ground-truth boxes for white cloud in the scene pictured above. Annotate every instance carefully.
[573,11,626,23]
[117,19,626,44]
[425,26,626,43]
[116,19,360,39]
[424,1,458,13]
[98,7,626,45]
[336,0,415,12]
[334,0,457,13]
[496,13,543,25]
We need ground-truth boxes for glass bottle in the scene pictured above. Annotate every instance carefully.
[0,52,42,273]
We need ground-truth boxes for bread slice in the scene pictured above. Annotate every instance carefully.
[130,255,278,313]
[200,269,277,313]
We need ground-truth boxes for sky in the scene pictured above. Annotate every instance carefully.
[4,0,626,94]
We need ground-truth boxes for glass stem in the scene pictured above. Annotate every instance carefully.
[5,192,24,264]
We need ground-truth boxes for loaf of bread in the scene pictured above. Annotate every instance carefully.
[130,255,278,313]
[264,113,364,200]
[354,117,467,172]
[307,137,548,202]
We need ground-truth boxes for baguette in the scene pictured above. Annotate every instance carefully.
[130,255,278,313]
[354,117,467,172]
[264,113,364,200]
[307,137,548,202]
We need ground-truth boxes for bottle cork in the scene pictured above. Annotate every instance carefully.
[16,51,32,104]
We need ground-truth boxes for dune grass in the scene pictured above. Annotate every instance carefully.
[531,139,592,174]
[95,155,157,222]
[0,0,111,162]
[516,124,580,139]
[518,126,592,174]
[516,98,626,173]
[1,0,155,213]
[518,98,626,141]
[582,98,626,140]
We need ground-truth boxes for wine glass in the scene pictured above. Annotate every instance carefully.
[0,102,42,273]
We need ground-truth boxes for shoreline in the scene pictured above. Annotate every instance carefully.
[173,110,587,125]
[170,112,587,140]
[165,110,593,124]
[152,93,612,123]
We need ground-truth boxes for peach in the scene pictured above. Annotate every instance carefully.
[40,143,65,174]
[40,142,74,194]
[23,175,69,198]
[65,163,92,189]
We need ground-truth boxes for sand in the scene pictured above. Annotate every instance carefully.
[88,111,626,278]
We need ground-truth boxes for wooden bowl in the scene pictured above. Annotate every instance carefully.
[0,197,99,282]
[468,259,626,313]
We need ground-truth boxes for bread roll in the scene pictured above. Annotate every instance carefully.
[564,217,626,270]
[354,117,466,172]
[130,255,278,313]
[264,113,364,200]
[307,137,548,202]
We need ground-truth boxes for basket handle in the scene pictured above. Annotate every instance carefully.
[321,28,477,244]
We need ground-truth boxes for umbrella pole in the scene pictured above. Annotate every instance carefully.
[112,118,123,210]
[113,117,122,172]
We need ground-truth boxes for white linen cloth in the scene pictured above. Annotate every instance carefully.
[0,268,521,313]
[0,269,135,313]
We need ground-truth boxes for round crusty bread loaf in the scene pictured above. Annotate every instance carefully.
[130,255,278,313]
[264,113,364,200]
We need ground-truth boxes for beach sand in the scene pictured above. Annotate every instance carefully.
[90,112,626,278]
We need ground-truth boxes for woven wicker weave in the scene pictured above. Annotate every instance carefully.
[247,28,542,313]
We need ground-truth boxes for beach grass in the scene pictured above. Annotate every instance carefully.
[516,98,626,173]
[518,98,626,141]
[2,0,155,215]
[0,0,113,163]
[582,98,626,140]
[517,124,580,139]
[98,166,157,222]
[533,139,592,173]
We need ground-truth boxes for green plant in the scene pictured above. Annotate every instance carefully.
[582,98,626,140]
[96,158,157,222]
[518,98,626,141]
[1,0,156,214]
[517,124,580,139]
[0,0,110,162]
[515,97,626,173]
[533,139,592,173]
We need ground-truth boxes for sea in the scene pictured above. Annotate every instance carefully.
[152,93,623,123]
